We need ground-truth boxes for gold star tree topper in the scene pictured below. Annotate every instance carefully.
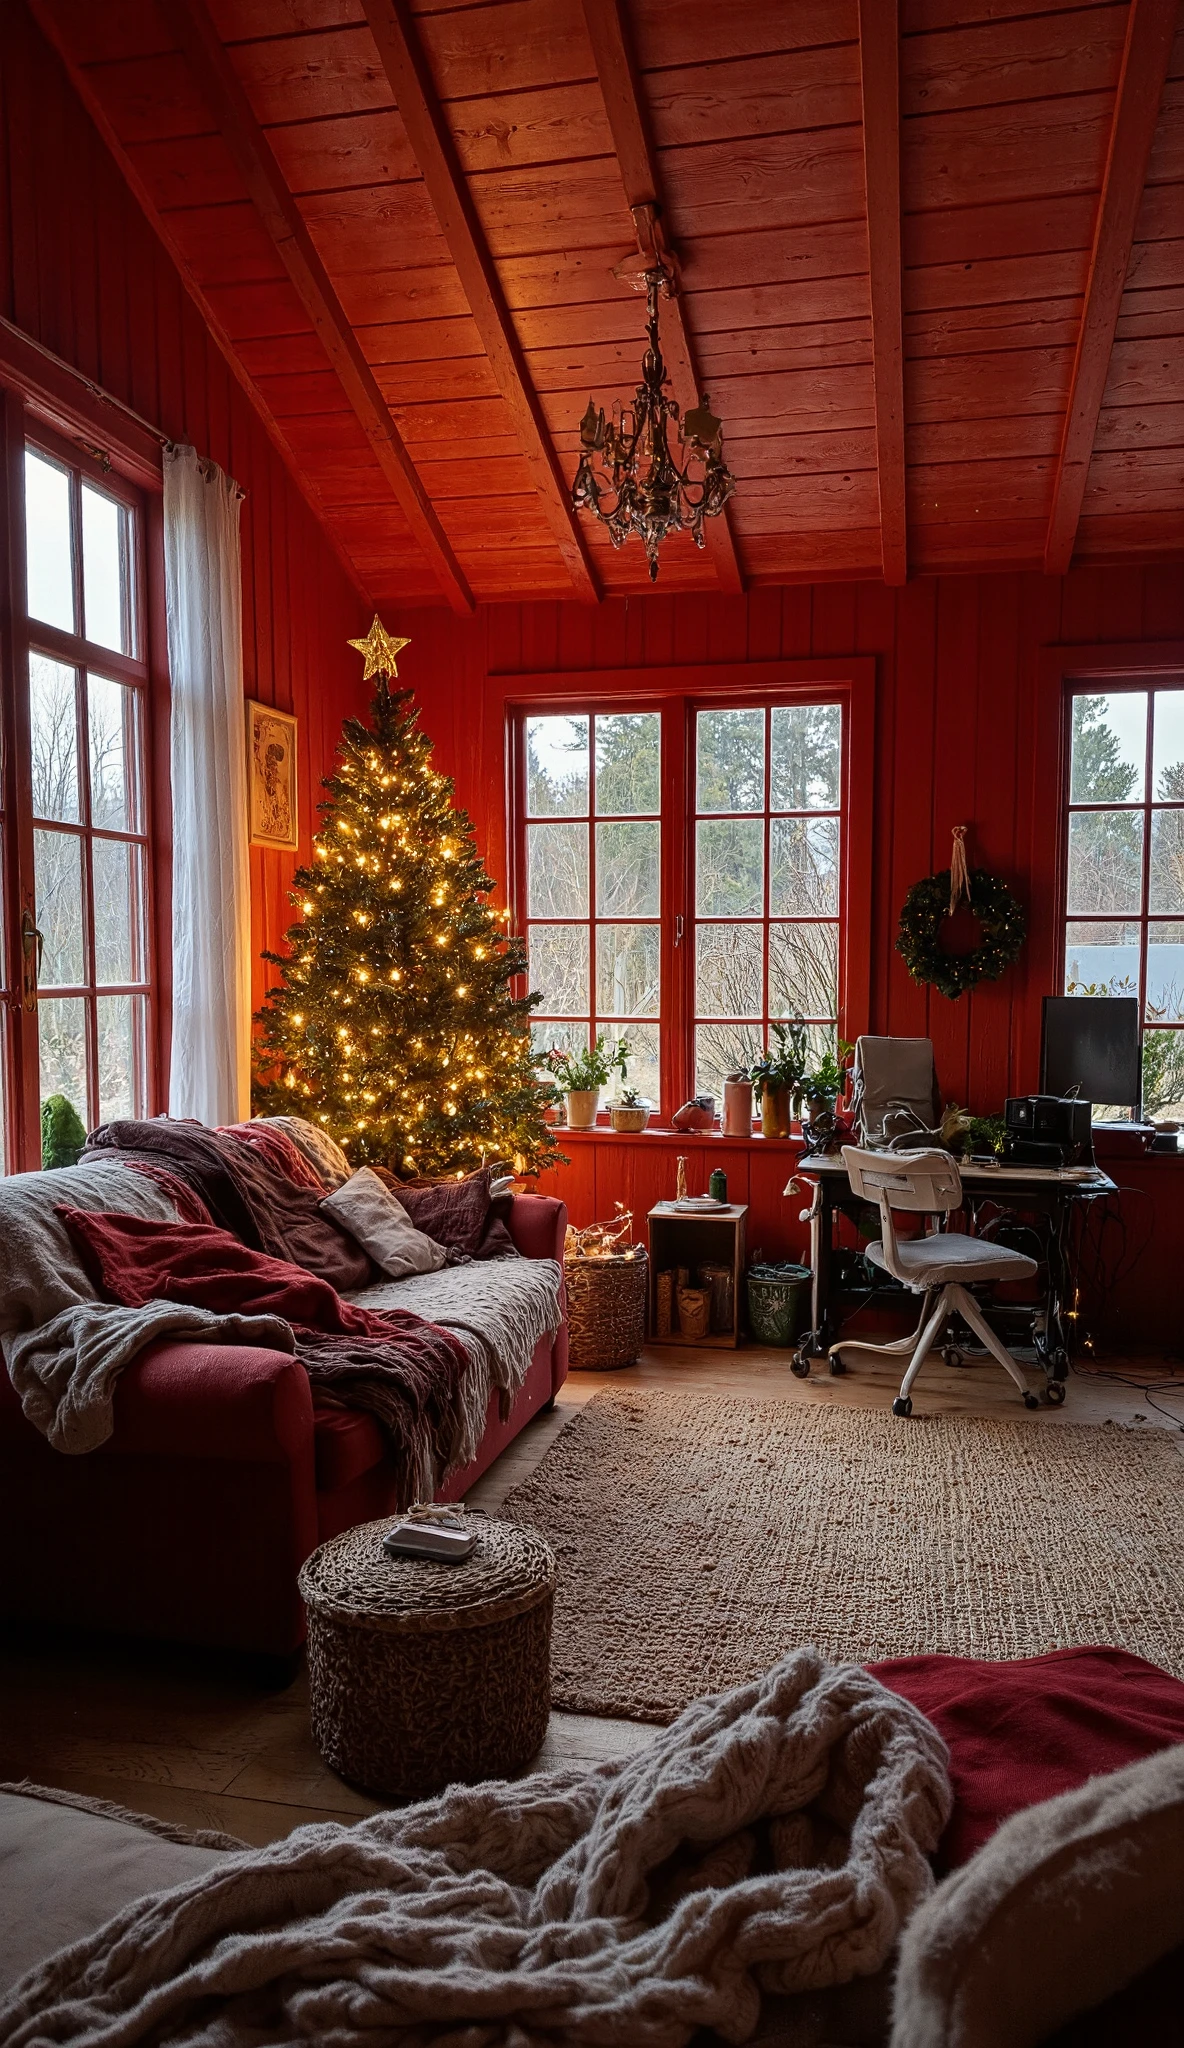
[347,616,411,681]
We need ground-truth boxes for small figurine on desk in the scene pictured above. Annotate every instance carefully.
[675,1155,688,1203]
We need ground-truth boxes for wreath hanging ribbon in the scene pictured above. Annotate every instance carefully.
[896,826,1026,1000]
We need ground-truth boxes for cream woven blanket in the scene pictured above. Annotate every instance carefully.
[0,1649,950,2047]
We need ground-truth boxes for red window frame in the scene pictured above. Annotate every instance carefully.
[519,706,663,1102]
[0,360,170,1174]
[507,659,875,1125]
[689,696,845,1097]
[1060,671,1184,1109]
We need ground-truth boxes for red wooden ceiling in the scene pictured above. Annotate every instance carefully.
[29,0,1184,608]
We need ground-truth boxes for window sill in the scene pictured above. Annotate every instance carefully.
[548,1123,807,1149]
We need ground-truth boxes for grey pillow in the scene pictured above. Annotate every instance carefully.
[0,1788,231,1998]
[320,1168,447,1280]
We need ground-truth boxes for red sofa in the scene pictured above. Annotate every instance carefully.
[0,1194,568,1657]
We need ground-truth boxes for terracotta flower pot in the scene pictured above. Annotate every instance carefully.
[759,1085,793,1138]
[565,1087,600,1130]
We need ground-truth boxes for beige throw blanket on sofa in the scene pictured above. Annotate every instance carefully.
[0,1161,292,1454]
[0,1649,950,2047]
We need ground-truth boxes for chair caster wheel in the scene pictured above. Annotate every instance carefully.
[892,1396,913,1417]
[790,1349,811,1379]
[829,1355,846,1376]
[942,1345,965,1368]
[1047,1380,1066,1404]
[1023,1391,1040,1410]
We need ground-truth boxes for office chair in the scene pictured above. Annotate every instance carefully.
[850,1036,941,1148]
[831,1145,1047,1415]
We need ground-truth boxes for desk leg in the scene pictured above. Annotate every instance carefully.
[792,1180,832,1374]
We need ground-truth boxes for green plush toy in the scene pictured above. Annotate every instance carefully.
[41,1094,87,1170]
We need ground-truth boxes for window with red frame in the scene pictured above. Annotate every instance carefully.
[1063,682,1184,1120]
[518,690,849,1120]
[1,425,156,1169]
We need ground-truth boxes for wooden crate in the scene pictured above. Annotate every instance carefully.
[647,1204,748,1349]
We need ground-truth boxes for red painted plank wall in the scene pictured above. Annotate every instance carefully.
[388,571,1184,1344]
[0,4,371,1032]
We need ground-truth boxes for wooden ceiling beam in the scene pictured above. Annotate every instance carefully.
[360,0,601,604]
[579,0,745,597]
[857,0,907,587]
[160,0,474,615]
[24,0,375,613]
[1044,0,1177,577]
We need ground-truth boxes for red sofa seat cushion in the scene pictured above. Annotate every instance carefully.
[312,1399,385,1492]
[870,1646,1184,1871]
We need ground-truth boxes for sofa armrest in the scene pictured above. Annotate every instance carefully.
[104,1340,315,1464]
[508,1196,569,1391]
[508,1193,568,1263]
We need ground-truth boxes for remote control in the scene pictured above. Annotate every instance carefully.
[382,1522,477,1563]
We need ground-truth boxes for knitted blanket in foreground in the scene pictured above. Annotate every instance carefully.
[0,1649,951,2048]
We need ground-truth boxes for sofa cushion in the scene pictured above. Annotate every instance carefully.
[320,1168,447,1279]
[312,1397,386,1492]
[870,1646,1184,1871]
[378,1168,513,1260]
[0,1787,232,1998]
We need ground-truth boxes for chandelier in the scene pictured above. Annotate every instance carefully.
[570,268,736,581]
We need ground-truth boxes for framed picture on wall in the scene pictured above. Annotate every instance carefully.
[246,700,299,849]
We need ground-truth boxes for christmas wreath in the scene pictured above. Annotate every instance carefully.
[896,835,1026,1000]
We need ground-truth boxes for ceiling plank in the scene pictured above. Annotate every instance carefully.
[1044,0,1178,577]
[24,0,376,613]
[579,0,745,596]
[159,0,475,615]
[857,0,907,587]
[359,0,601,605]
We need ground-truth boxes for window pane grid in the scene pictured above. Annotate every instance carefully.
[693,702,842,1101]
[1065,686,1184,1118]
[23,439,151,1140]
[525,710,661,1107]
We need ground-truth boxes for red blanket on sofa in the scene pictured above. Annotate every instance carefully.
[58,1206,469,1506]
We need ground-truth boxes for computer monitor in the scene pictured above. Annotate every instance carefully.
[1040,996,1141,1116]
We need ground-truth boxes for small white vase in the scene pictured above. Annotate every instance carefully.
[566,1087,600,1130]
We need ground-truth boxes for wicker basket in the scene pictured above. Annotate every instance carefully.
[564,1247,648,1370]
[677,1285,712,1340]
[298,1515,554,1798]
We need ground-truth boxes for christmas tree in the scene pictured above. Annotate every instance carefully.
[253,620,557,1179]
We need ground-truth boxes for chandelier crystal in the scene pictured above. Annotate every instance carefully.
[570,269,736,581]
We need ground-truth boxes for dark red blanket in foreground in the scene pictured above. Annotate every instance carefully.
[870,1645,1184,1870]
[58,1206,468,1502]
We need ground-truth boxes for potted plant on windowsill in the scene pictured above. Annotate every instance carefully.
[749,1018,808,1138]
[609,1085,651,1134]
[537,1034,630,1130]
[801,1039,854,1124]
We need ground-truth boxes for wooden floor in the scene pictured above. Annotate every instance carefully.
[2,1343,1182,1846]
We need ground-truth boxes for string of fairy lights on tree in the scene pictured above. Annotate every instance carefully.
[252,618,558,1179]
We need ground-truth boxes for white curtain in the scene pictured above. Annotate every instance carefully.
[163,444,250,1127]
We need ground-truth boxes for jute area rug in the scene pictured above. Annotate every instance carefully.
[501,1388,1184,1723]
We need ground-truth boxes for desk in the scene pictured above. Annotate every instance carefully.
[790,1154,1117,1376]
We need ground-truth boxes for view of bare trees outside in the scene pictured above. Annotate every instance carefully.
[521,698,844,1112]
[1064,689,1184,1118]
[526,712,661,1104]
[694,704,841,1099]
[21,445,150,1143]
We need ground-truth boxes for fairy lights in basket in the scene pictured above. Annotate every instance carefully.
[564,1204,640,1259]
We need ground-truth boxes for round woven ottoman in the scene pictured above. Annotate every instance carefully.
[298,1514,555,1799]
